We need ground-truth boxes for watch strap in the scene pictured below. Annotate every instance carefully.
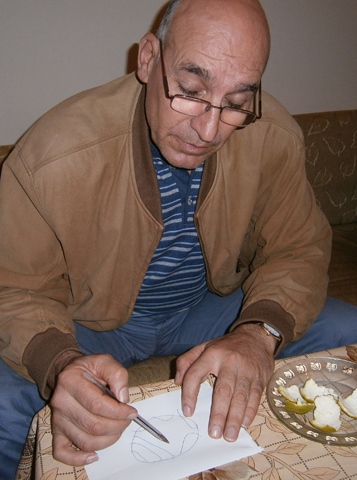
[238,321,282,355]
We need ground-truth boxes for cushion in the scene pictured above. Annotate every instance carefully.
[127,355,177,387]
[294,110,357,226]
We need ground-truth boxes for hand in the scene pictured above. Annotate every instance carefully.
[50,353,137,466]
[175,323,276,442]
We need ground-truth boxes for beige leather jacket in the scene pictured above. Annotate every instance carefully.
[0,73,331,396]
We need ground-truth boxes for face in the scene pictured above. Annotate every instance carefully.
[137,0,269,170]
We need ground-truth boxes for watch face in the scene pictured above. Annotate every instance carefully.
[263,323,281,339]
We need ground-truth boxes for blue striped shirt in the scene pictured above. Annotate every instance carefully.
[132,144,208,316]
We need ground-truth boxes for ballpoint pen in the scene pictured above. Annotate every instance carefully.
[82,371,170,444]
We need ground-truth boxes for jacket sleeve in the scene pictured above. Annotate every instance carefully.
[229,120,332,352]
[0,147,82,398]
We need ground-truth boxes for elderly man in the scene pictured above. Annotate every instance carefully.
[0,0,356,477]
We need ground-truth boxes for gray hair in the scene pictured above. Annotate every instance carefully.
[156,0,182,45]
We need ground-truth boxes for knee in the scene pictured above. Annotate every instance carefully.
[0,359,45,420]
[316,297,357,345]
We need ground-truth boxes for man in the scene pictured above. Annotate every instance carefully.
[0,0,356,477]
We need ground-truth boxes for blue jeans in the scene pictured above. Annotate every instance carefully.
[1,291,357,480]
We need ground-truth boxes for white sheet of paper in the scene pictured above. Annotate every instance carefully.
[85,382,262,480]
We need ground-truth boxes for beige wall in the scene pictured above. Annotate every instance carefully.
[1,0,356,144]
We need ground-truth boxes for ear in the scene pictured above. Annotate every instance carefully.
[137,33,160,84]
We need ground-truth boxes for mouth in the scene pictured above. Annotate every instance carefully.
[176,137,210,155]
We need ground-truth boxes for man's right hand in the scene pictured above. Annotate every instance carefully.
[50,354,137,466]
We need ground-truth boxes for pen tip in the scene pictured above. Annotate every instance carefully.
[161,435,170,444]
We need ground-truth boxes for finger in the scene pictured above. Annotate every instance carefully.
[175,343,206,386]
[73,354,130,404]
[52,387,135,442]
[53,371,137,426]
[51,385,133,467]
[239,379,264,429]
[180,347,212,417]
[52,431,99,467]
[79,379,137,421]
[91,354,130,403]
[52,412,126,456]
[221,378,264,442]
[208,367,239,440]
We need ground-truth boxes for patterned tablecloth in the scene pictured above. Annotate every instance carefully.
[17,344,357,480]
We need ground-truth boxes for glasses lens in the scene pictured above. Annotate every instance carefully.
[171,96,209,116]
[221,108,256,127]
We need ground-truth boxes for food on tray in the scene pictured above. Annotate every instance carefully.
[338,388,357,419]
[300,378,338,403]
[278,378,357,433]
[279,384,305,404]
[278,385,314,413]
[310,395,342,433]
[285,400,315,414]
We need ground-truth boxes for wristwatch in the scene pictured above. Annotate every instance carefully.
[241,321,281,349]
[236,321,282,354]
[258,322,282,354]
[259,322,281,342]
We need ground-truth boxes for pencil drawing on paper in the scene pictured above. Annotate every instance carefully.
[131,410,200,463]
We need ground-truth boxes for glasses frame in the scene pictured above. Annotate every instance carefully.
[159,41,262,128]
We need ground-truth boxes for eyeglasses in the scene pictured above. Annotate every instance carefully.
[159,42,262,128]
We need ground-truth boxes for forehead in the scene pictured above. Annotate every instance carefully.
[164,37,263,92]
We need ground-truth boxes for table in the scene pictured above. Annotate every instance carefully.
[17,344,357,480]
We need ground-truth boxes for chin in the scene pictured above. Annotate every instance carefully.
[166,155,206,170]
[162,147,209,170]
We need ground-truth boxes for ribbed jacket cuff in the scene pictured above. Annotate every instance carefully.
[23,327,83,399]
[229,299,295,356]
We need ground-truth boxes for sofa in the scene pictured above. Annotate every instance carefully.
[1,108,356,386]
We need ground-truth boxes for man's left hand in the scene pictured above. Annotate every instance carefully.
[175,323,276,442]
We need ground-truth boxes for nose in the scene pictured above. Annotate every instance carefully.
[190,107,221,143]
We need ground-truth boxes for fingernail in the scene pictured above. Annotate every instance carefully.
[210,426,222,439]
[127,412,137,420]
[183,405,192,417]
[242,417,250,428]
[86,453,99,464]
[224,427,237,442]
[119,387,129,403]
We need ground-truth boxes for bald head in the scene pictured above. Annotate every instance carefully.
[157,0,270,71]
